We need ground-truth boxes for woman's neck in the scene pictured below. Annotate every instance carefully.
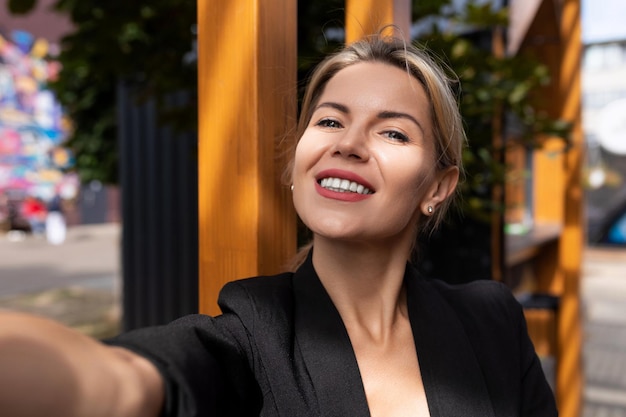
[311,237,412,343]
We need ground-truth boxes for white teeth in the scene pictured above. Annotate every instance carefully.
[319,177,372,194]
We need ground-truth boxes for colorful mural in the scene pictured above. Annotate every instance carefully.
[0,29,76,203]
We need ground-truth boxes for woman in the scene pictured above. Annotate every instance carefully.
[0,35,556,417]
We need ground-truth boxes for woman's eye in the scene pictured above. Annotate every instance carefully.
[382,130,409,143]
[316,118,343,129]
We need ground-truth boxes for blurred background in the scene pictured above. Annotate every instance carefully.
[0,0,624,416]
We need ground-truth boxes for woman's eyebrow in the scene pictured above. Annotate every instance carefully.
[378,111,424,133]
[314,102,349,114]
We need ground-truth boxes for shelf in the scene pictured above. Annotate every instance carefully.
[505,223,563,267]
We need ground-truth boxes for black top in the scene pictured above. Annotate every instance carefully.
[108,253,557,417]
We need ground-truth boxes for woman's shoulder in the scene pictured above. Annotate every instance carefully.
[418,274,523,324]
[217,272,296,324]
[425,275,514,300]
[221,272,295,301]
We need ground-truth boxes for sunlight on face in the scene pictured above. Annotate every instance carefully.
[292,62,439,249]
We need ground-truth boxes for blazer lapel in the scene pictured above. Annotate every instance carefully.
[293,254,371,417]
[406,266,496,417]
[291,255,496,417]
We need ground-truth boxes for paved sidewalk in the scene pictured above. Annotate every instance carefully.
[0,223,121,338]
[582,247,626,416]
[0,223,120,297]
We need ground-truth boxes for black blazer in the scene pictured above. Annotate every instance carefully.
[110,254,557,417]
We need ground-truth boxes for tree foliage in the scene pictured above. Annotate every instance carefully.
[8,0,197,183]
[410,1,571,220]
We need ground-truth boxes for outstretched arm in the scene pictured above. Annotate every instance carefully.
[0,311,164,417]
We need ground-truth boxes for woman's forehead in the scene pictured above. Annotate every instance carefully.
[317,62,432,125]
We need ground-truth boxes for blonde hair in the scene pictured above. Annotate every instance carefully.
[285,33,466,241]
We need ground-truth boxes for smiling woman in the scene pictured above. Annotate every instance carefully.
[0,34,557,417]
[289,37,465,239]
[292,61,457,254]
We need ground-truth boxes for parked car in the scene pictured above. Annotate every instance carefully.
[593,198,626,245]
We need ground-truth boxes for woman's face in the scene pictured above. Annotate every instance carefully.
[292,61,445,247]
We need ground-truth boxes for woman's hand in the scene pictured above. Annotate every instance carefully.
[0,311,163,417]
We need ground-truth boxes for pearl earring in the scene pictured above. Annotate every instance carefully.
[427,205,433,214]
[290,184,294,192]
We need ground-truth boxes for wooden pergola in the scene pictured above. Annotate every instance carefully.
[196,0,411,317]
[196,1,583,415]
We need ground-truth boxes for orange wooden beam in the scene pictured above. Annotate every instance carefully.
[527,0,583,415]
[197,0,297,316]
[345,0,411,43]
[554,0,584,414]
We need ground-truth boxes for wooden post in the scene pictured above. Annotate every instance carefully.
[197,0,297,316]
[531,0,583,415]
[345,0,411,42]
[553,0,583,414]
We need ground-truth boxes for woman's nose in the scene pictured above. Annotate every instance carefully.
[331,127,370,161]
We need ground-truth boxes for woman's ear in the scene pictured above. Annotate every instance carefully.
[422,166,459,214]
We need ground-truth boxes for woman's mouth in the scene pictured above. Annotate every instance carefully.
[318,177,373,195]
